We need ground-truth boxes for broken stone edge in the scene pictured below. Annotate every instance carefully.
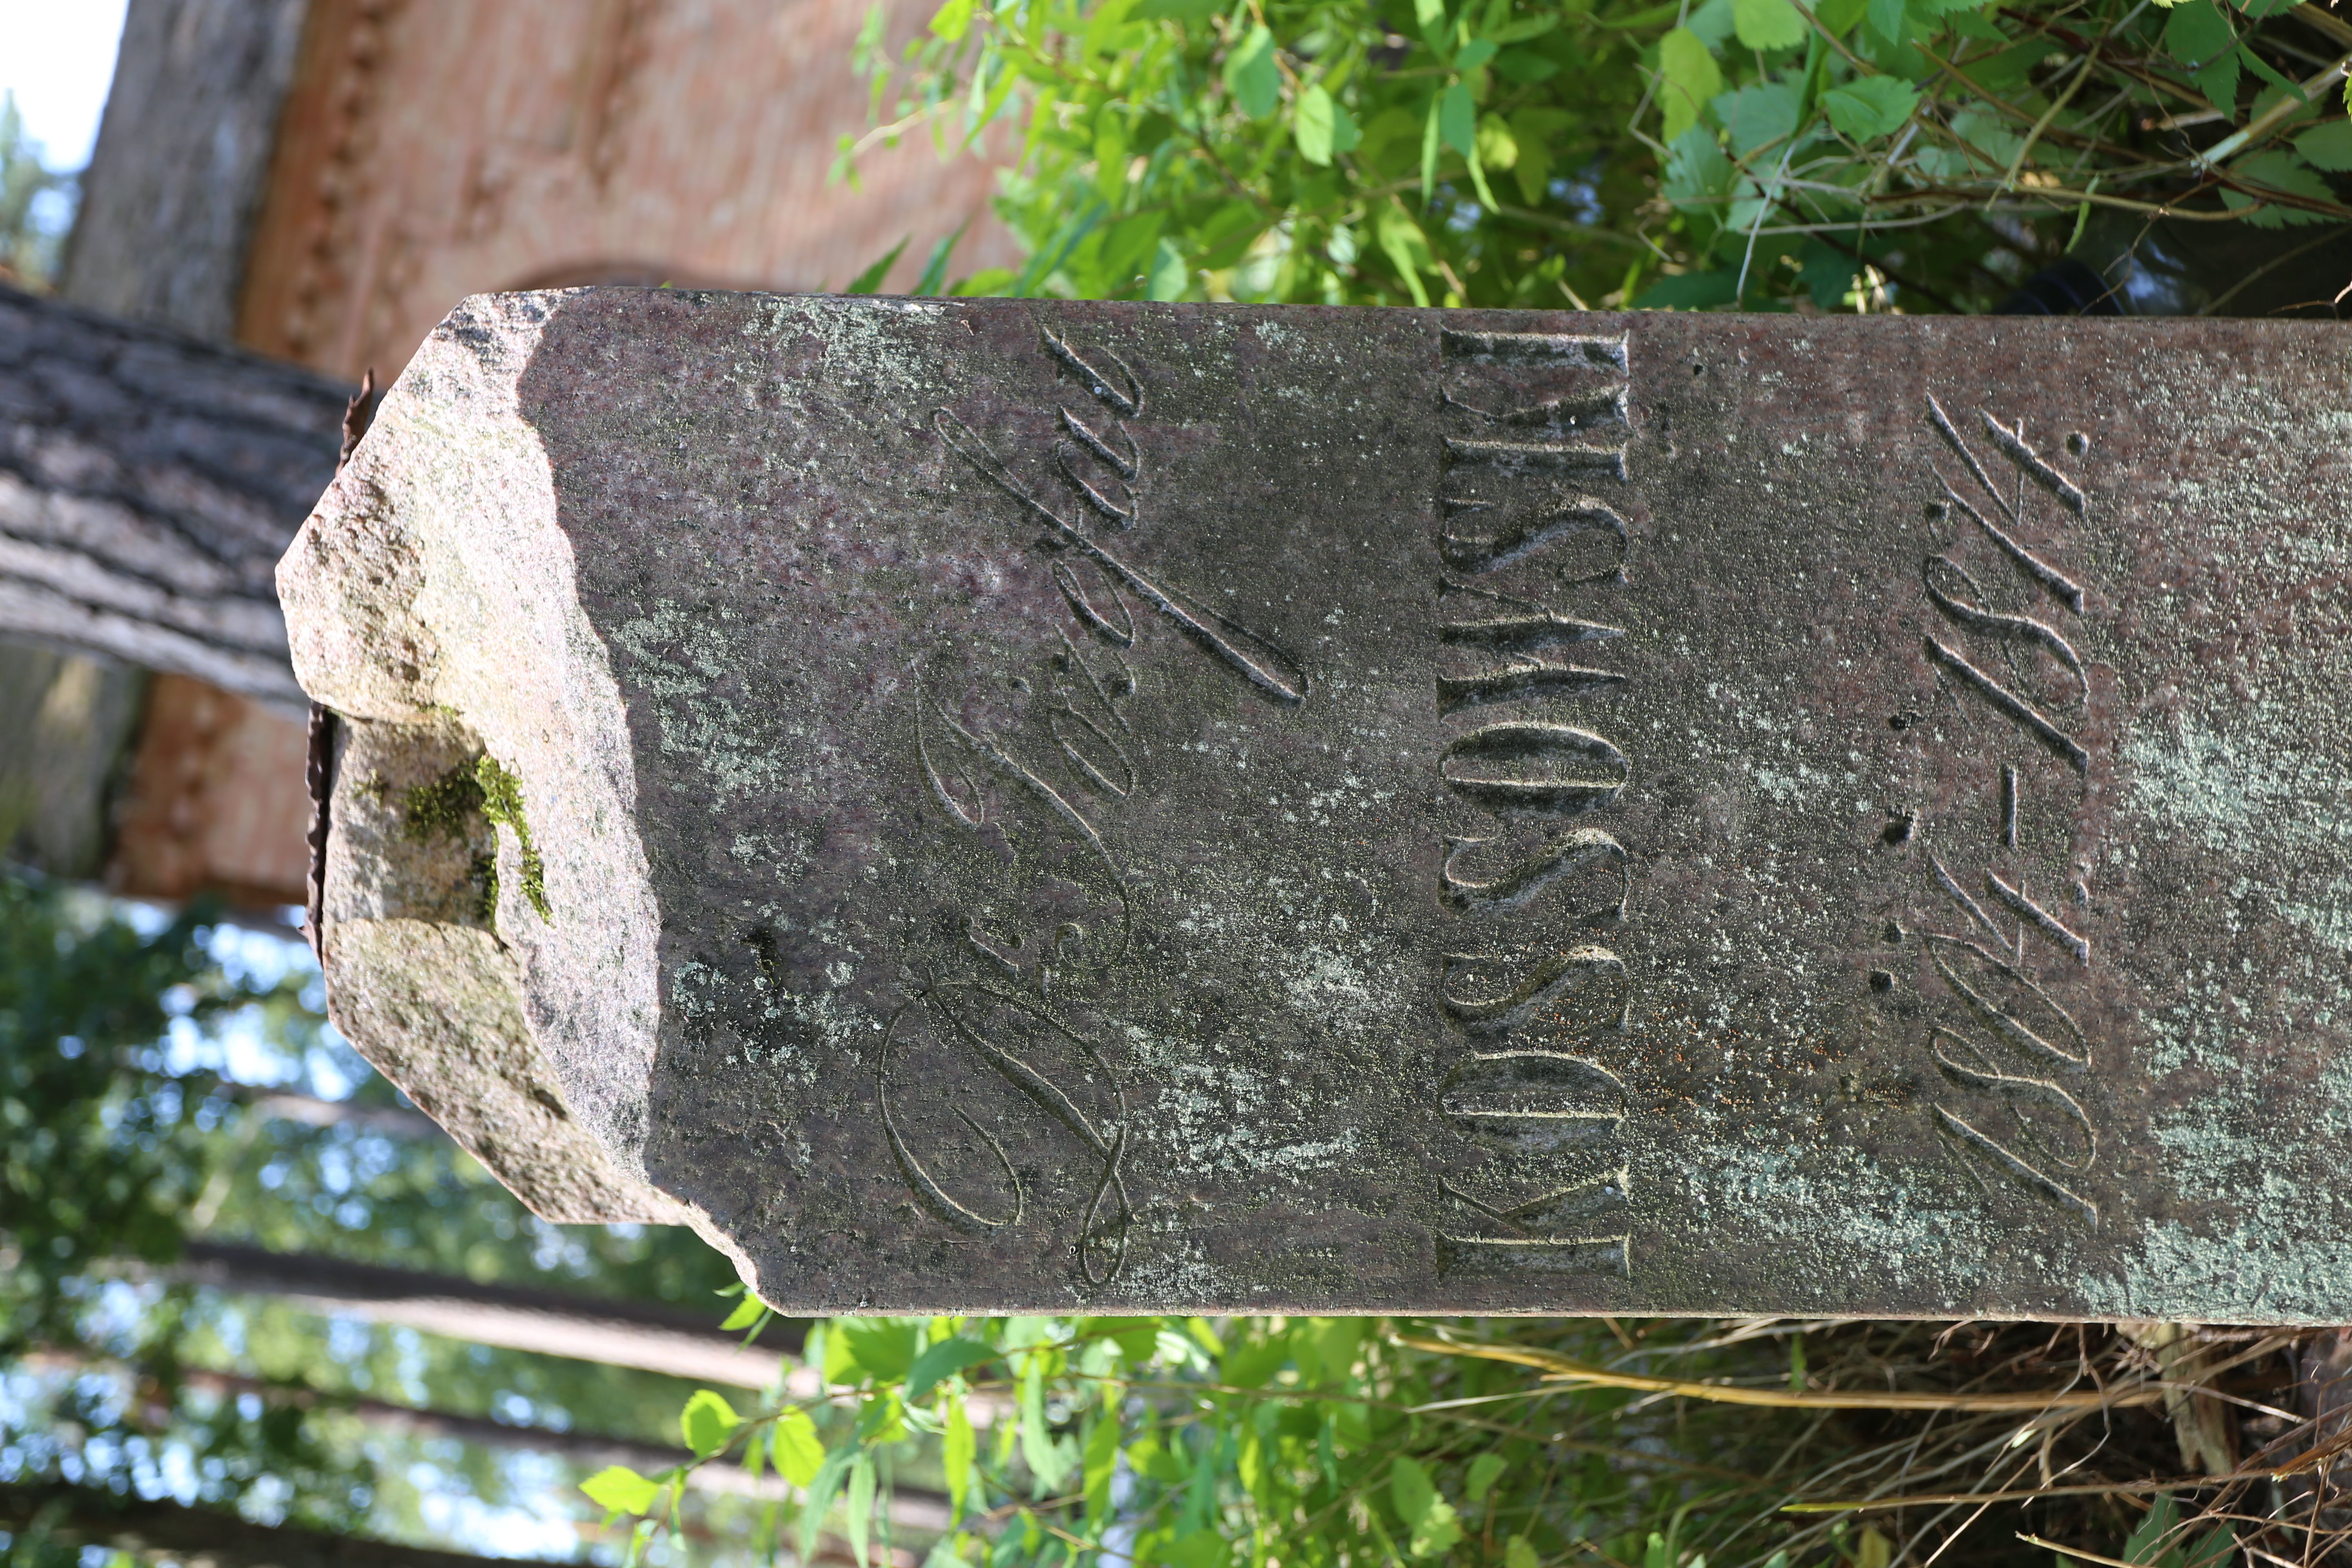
[277,291,726,1254]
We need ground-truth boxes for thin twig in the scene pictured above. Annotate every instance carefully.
[1394,1333,2168,1412]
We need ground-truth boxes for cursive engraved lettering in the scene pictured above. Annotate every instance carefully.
[934,408,1308,706]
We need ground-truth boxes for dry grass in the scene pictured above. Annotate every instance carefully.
[1419,1319,2352,1568]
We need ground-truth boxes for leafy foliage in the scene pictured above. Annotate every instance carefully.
[842,0,2352,313]
[0,93,69,288]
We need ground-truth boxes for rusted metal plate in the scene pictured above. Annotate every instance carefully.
[281,291,2352,1318]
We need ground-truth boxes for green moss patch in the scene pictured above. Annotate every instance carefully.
[400,763,485,842]
[475,754,549,920]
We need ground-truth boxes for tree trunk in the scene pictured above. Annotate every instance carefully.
[60,0,312,341]
[0,1482,545,1568]
[0,284,343,710]
[172,1241,801,1390]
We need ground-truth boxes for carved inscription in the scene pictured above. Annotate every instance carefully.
[1910,396,2101,1228]
[1427,330,1635,1279]
[882,331,1310,1288]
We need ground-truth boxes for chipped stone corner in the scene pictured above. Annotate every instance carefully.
[280,288,694,1241]
[321,713,688,1226]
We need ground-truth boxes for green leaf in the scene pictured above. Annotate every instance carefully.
[1822,75,1920,138]
[1082,1414,1122,1517]
[1716,81,1802,154]
[1439,81,1478,156]
[913,222,967,296]
[1635,267,1743,307]
[1798,238,1859,307]
[719,1295,766,1332]
[2222,147,2335,225]
[1687,0,1741,47]
[844,236,909,294]
[1147,238,1189,301]
[1735,0,1810,49]
[943,1396,976,1519]
[1421,96,1442,199]
[2194,49,2243,113]
[582,1465,663,1517]
[1295,84,1340,164]
[1391,1458,1464,1558]
[1466,1452,1509,1503]
[771,1408,826,1488]
[839,1318,922,1383]
[1506,1538,1541,1568]
[2295,117,2352,170]
[1136,0,1221,18]
[680,1391,739,1458]
[1159,1530,1231,1568]
[1021,1353,1072,1488]
[929,0,975,40]
[906,1336,997,1402]
[1225,25,1281,118]
[1509,114,1554,203]
[1816,0,1870,34]
[1664,124,1739,213]
[1865,0,1907,36]
[845,1454,876,1568]
[1376,203,1435,305]
[2163,0,2234,67]
[799,1448,854,1566]
[1657,28,1726,142]
[1455,37,1499,68]
[1475,112,1519,169]
[2125,1495,2181,1567]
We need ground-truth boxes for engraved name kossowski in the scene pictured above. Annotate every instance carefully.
[1910,394,2100,1228]
[1428,329,1638,1279]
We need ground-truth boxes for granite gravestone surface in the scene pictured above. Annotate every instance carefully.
[280,290,2352,1319]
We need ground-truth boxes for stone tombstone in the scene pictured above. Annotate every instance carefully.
[281,290,2352,1320]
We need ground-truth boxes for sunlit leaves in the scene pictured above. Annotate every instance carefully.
[581,1465,664,1516]
[835,0,2352,344]
[1657,27,1727,141]
[771,1407,826,1487]
[1223,24,1280,118]
[679,1389,739,1457]
[1376,203,1438,305]
[1391,1457,1466,1557]
[1734,0,1811,50]
[942,1394,976,1518]
[1294,82,1361,165]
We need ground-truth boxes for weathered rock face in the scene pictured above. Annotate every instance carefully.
[280,289,2352,1319]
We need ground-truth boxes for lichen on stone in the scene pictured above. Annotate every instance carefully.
[475,755,549,920]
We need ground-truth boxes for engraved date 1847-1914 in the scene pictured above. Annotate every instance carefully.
[1909,394,2101,1229]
